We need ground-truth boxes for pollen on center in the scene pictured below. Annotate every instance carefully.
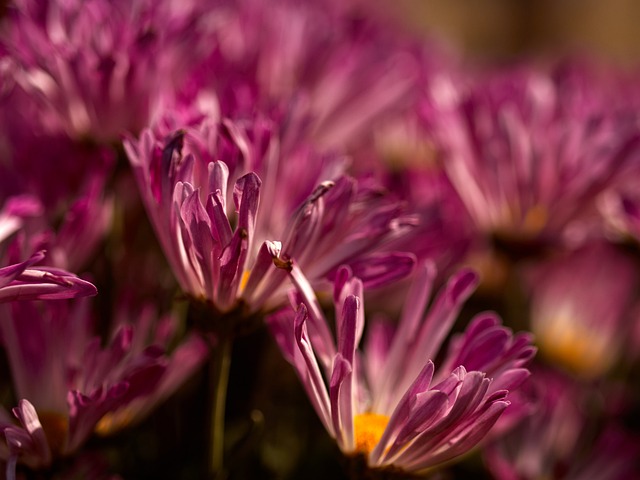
[353,412,390,455]
[239,269,251,293]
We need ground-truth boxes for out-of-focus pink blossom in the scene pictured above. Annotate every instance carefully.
[484,367,639,480]
[0,297,206,475]
[0,0,215,142]
[424,62,640,248]
[524,243,638,378]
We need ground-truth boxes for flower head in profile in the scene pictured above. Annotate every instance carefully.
[0,196,97,302]
[125,109,415,318]
[268,263,535,474]
[0,297,206,476]
[524,242,637,378]
[425,61,640,247]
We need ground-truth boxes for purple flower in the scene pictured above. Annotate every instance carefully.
[94,300,208,436]
[484,367,639,480]
[0,297,206,474]
[524,243,638,378]
[183,0,421,153]
[0,197,97,302]
[424,62,640,246]
[125,111,415,316]
[268,263,535,474]
[0,0,214,142]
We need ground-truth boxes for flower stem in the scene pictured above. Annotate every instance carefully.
[209,330,233,478]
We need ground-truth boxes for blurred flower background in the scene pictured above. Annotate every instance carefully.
[0,0,640,479]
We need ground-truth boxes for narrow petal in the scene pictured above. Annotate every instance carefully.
[293,304,333,435]
[0,251,46,289]
[329,354,354,451]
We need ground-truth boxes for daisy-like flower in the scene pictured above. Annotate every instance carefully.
[93,299,208,437]
[425,61,640,247]
[0,0,214,142]
[484,367,639,480]
[0,196,96,302]
[524,242,637,378]
[125,109,415,319]
[268,263,535,474]
[0,297,206,476]
[185,0,421,153]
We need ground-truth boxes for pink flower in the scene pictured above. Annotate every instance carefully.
[1,0,214,142]
[0,196,96,302]
[524,243,638,378]
[484,367,639,480]
[183,0,421,152]
[268,263,535,474]
[424,62,640,247]
[0,297,207,475]
[125,110,415,316]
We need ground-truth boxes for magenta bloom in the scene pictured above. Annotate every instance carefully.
[0,298,206,474]
[0,197,96,302]
[524,243,637,378]
[0,0,213,142]
[484,367,639,480]
[268,264,535,474]
[94,301,208,436]
[125,110,415,315]
[184,0,421,152]
[425,62,640,245]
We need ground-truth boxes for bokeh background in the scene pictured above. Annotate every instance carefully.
[392,0,640,66]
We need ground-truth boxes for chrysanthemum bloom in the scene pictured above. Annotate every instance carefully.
[0,67,116,269]
[125,109,415,320]
[524,243,637,378]
[184,0,421,153]
[4,171,114,274]
[0,196,96,302]
[424,62,640,248]
[484,367,639,480]
[268,264,535,474]
[93,300,208,436]
[0,297,206,476]
[0,0,215,142]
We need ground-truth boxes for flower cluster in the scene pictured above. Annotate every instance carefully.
[1,0,640,478]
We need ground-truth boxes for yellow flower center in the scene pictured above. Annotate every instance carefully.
[536,315,612,378]
[353,413,390,455]
[239,270,251,294]
[38,411,69,456]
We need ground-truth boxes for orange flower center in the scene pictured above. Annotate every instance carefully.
[353,412,390,455]
[536,315,612,378]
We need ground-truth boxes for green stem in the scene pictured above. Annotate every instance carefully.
[209,331,233,478]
